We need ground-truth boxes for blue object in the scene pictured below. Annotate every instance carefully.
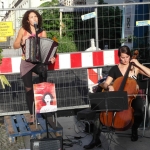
[98,76,107,84]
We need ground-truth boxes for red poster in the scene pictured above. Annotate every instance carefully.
[33,82,57,113]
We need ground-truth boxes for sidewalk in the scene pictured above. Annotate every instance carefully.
[1,115,150,150]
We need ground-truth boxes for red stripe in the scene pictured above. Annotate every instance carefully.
[88,68,98,84]
[114,49,119,64]
[0,50,118,73]
[0,58,12,73]
[93,51,104,66]
[70,53,82,68]
[48,54,59,70]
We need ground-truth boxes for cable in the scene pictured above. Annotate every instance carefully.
[63,117,94,148]
[74,120,92,137]
[141,136,150,139]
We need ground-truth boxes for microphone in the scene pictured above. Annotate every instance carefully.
[34,22,38,31]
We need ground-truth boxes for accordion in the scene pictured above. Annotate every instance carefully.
[25,37,58,64]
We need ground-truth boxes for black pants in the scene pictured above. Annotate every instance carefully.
[131,96,144,129]
[22,63,47,115]
[92,96,144,135]
[95,85,144,130]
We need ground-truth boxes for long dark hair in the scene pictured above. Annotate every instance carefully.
[118,45,132,58]
[22,9,42,32]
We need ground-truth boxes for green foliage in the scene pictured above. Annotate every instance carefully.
[97,3,122,49]
[39,0,58,7]
[57,36,77,53]
[39,0,76,53]
[0,48,11,88]
[39,0,122,52]
[120,35,137,44]
[73,0,122,50]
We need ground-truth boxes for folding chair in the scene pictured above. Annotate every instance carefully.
[136,79,150,136]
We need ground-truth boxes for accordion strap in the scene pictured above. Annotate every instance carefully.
[21,29,43,55]
[20,43,25,54]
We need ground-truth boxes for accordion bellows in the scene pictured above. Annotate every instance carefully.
[25,37,58,64]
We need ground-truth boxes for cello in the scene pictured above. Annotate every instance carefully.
[100,61,139,131]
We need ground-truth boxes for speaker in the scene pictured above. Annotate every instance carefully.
[77,108,96,121]
[84,121,94,133]
[30,137,63,150]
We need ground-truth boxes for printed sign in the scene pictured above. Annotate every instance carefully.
[0,22,14,37]
[33,82,57,113]
[136,20,150,26]
[81,12,96,21]
[0,37,7,42]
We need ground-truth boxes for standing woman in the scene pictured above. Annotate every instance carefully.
[13,10,56,124]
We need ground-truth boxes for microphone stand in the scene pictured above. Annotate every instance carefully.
[34,23,41,62]
[34,23,49,138]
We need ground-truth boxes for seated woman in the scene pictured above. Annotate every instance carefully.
[83,45,150,149]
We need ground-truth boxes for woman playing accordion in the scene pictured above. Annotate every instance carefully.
[13,9,56,124]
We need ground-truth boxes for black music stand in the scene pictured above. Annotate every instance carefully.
[89,91,128,150]
[89,91,128,112]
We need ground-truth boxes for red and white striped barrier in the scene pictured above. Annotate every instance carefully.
[0,50,119,74]
[0,50,119,93]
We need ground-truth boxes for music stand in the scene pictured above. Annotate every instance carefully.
[89,91,128,112]
[89,91,128,150]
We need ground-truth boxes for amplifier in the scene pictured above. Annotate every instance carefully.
[30,137,62,150]
[77,108,96,121]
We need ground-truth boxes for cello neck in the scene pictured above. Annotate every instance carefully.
[118,63,132,91]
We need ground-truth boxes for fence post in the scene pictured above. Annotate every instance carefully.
[94,2,101,81]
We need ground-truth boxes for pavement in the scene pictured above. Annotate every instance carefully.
[1,114,150,150]
[58,116,150,150]
[22,115,150,150]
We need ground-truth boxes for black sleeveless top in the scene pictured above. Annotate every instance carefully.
[108,65,137,81]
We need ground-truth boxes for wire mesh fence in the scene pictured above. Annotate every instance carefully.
[0,1,150,116]
[0,1,150,148]
[0,69,89,116]
[0,2,150,63]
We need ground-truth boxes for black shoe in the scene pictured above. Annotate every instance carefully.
[131,129,138,141]
[83,138,101,149]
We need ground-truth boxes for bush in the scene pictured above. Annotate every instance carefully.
[57,36,77,53]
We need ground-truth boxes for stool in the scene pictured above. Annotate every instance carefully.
[77,108,96,133]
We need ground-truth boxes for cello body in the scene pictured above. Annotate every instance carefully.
[100,76,139,131]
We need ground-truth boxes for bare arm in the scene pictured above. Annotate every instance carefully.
[100,76,114,91]
[13,28,24,49]
[130,59,150,77]
[41,30,47,38]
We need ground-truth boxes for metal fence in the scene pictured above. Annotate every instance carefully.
[0,2,150,62]
[0,69,89,116]
[0,2,150,115]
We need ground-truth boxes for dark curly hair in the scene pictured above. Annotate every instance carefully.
[22,9,42,32]
[42,93,54,103]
